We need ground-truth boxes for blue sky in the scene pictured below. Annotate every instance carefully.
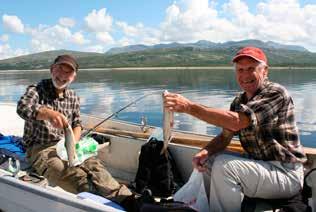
[0,0,316,59]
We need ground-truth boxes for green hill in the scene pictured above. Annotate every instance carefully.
[0,40,316,70]
[0,50,103,70]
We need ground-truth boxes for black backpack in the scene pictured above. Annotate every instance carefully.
[302,168,316,201]
[134,137,182,197]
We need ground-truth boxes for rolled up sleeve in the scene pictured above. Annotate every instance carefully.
[231,90,285,129]
[234,103,258,129]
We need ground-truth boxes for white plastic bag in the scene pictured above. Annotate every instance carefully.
[174,169,210,212]
[56,137,98,165]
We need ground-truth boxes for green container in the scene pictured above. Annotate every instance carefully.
[74,137,99,163]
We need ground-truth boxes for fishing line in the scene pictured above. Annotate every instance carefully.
[81,90,163,138]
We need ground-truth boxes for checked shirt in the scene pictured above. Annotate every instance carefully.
[17,79,81,147]
[230,80,306,163]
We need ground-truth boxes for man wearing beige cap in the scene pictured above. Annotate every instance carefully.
[164,47,306,211]
[17,55,135,209]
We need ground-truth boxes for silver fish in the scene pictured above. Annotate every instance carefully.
[161,90,174,154]
[64,124,78,167]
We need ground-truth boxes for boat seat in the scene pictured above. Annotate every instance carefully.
[241,192,311,212]
[77,192,126,211]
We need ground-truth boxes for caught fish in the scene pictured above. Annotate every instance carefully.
[64,123,78,167]
[161,90,174,154]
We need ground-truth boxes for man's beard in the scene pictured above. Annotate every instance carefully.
[52,78,72,90]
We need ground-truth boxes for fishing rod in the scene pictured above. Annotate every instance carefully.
[81,90,163,138]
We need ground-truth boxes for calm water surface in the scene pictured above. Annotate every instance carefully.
[1,68,316,148]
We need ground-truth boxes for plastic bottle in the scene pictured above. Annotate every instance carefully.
[82,142,97,153]
[75,137,98,162]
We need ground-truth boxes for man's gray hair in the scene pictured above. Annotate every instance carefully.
[257,61,268,69]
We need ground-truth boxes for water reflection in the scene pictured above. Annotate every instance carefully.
[0,68,316,147]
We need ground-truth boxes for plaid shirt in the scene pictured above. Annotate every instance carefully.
[17,79,81,147]
[230,80,306,163]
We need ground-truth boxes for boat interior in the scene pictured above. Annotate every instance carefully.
[0,102,316,211]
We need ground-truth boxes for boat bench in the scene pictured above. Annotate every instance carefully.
[77,192,126,211]
[241,193,311,212]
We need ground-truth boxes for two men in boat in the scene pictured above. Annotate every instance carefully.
[16,55,141,211]
[164,46,306,211]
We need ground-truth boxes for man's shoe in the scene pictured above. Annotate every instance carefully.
[121,189,155,212]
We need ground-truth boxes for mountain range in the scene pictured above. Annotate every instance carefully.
[0,39,315,70]
[106,39,308,55]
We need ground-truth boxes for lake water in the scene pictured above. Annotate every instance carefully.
[1,68,316,148]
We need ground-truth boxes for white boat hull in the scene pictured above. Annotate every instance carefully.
[0,102,315,211]
[0,170,122,212]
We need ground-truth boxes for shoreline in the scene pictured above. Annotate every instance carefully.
[79,66,316,71]
[1,66,316,72]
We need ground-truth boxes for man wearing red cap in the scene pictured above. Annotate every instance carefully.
[164,47,306,211]
[17,55,135,208]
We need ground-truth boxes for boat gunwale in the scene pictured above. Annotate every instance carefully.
[0,175,114,212]
[81,113,316,156]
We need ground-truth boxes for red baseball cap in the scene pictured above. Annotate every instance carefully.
[232,46,268,65]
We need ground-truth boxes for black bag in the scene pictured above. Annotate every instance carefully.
[134,137,182,197]
[241,174,314,212]
[140,201,198,212]
[241,193,311,212]
[241,167,316,212]
[302,168,316,202]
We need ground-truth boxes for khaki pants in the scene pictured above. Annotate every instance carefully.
[26,143,132,203]
[203,153,304,212]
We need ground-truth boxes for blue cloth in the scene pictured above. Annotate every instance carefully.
[0,135,25,157]
[0,134,30,170]
[77,192,126,211]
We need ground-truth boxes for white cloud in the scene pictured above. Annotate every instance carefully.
[83,8,116,48]
[165,3,180,23]
[84,45,105,53]
[59,17,76,28]
[142,37,160,45]
[2,0,316,55]
[251,0,314,44]
[85,8,113,32]
[96,32,114,44]
[116,21,160,46]
[160,0,220,42]
[71,32,90,45]
[28,25,72,52]
[116,21,143,37]
[0,44,10,55]
[117,37,133,47]
[31,39,56,52]
[0,34,9,42]
[2,14,24,33]
[155,0,316,51]
[0,43,28,60]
